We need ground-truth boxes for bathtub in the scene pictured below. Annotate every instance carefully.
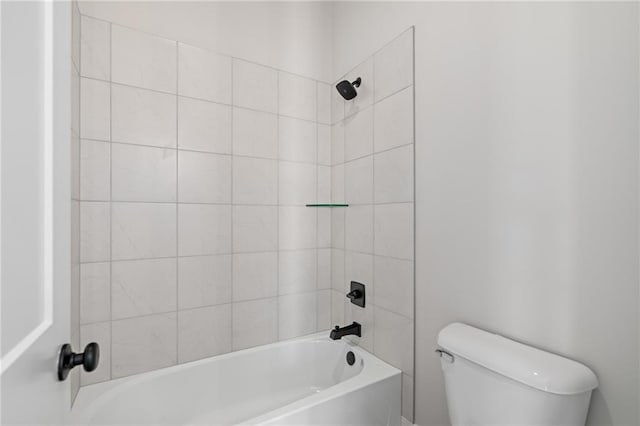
[71,332,401,425]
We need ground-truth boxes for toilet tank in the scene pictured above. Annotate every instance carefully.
[437,323,598,426]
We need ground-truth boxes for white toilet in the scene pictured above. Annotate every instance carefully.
[437,323,599,426]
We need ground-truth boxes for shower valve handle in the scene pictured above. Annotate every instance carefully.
[346,290,362,300]
[57,342,100,381]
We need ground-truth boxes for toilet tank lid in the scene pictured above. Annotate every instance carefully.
[437,323,598,395]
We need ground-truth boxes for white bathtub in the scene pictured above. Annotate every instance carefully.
[71,332,401,425]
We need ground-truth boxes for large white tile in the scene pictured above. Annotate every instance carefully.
[331,122,345,165]
[79,262,110,324]
[112,202,176,260]
[178,204,231,256]
[278,292,317,340]
[233,59,277,113]
[317,289,331,331]
[330,289,345,326]
[178,97,232,154]
[112,143,177,202]
[279,250,317,295]
[232,298,277,350]
[178,43,232,104]
[112,25,177,93]
[331,164,345,203]
[80,78,110,141]
[344,107,373,162]
[232,252,278,301]
[80,16,110,80]
[374,203,413,260]
[317,82,331,125]
[178,151,231,203]
[373,307,413,375]
[232,206,277,252]
[318,209,331,248]
[374,256,413,319]
[279,117,317,163]
[345,251,373,290]
[374,144,413,203]
[317,124,331,166]
[178,255,231,310]
[331,83,345,124]
[71,132,80,199]
[374,86,414,153]
[112,84,176,148]
[318,165,331,202]
[80,139,110,201]
[279,207,316,250]
[279,72,316,121]
[279,162,316,205]
[80,202,110,262]
[331,209,345,249]
[343,57,374,118]
[233,157,277,205]
[345,205,374,254]
[374,29,413,102]
[80,322,111,385]
[317,248,332,290]
[112,258,177,319]
[178,304,231,363]
[233,108,278,159]
[344,301,374,352]
[112,313,177,378]
[331,249,345,291]
[345,156,373,205]
[71,68,80,135]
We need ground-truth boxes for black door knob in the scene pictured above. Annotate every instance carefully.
[57,342,100,381]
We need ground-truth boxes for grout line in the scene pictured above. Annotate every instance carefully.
[80,247,330,266]
[230,57,235,351]
[108,19,114,382]
[275,69,280,343]
[315,81,321,332]
[175,39,179,364]
[83,136,334,168]
[79,12,334,85]
[81,74,328,126]
[410,26,417,423]
[334,26,414,87]
[75,2,83,391]
[371,53,376,354]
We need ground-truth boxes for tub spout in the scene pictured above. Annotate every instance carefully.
[330,322,361,340]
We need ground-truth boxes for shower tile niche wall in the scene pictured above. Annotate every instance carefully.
[330,28,415,423]
[78,16,332,384]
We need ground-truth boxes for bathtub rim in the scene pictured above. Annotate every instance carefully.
[71,331,401,425]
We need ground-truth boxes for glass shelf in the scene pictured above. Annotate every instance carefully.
[305,203,349,208]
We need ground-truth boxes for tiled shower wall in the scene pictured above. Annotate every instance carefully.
[77,15,333,384]
[330,28,415,422]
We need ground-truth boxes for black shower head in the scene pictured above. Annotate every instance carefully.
[336,77,361,101]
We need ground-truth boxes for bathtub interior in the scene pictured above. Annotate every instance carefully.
[72,335,381,425]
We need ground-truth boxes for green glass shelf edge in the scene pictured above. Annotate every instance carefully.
[305,203,349,207]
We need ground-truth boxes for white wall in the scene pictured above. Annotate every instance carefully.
[333,2,639,426]
[78,1,333,82]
